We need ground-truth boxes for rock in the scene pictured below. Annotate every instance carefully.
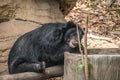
[57,0,77,15]
[0,19,40,74]
[15,0,65,24]
[0,0,77,24]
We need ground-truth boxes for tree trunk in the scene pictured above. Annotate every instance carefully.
[64,52,120,80]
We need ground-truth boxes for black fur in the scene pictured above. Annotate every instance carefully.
[8,21,84,74]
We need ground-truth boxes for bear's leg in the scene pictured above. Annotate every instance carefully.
[9,58,45,74]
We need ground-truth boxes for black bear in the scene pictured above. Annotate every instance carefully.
[8,21,84,74]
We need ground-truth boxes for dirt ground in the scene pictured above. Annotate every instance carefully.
[65,0,120,49]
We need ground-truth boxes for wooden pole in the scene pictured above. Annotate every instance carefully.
[84,15,89,80]
[76,24,84,64]
[64,52,120,80]
[0,65,63,80]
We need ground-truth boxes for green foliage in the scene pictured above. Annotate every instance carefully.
[76,64,84,73]
[105,7,120,15]
[115,8,120,15]
[76,63,93,73]
[88,62,93,69]
[115,28,120,31]
[105,6,110,11]
[89,0,95,8]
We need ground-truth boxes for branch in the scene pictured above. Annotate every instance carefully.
[0,65,63,80]
[84,15,89,80]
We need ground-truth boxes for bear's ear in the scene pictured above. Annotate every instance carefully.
[58,21,76,33]
[66,21,76,29]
